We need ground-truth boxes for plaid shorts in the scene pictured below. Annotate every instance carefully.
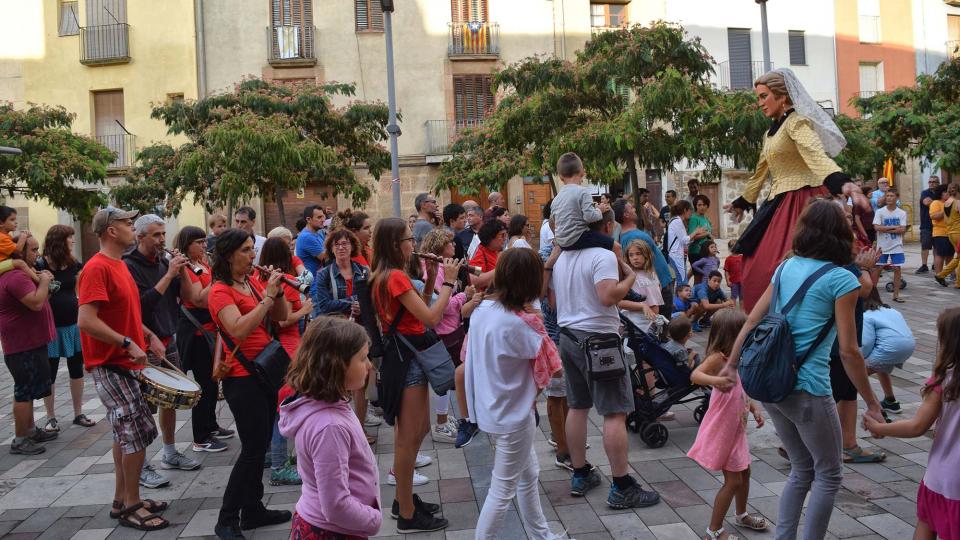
[146,340,181,413]
[91,366,157,454]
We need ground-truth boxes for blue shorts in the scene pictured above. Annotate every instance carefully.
[404,356,427,388]
[730,283,742,300]
[879,253,906,267]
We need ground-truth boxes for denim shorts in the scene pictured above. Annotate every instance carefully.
[404,355,427,388]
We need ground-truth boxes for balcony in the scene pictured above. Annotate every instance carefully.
[80,24,130,65]
[858,90,883,98]
[448,22,499,59]
[948,40,960,59]
[713,60,768,91]
[96,133,136,170]
[267,25,317,66]
[424,119,484,157]
[591,25,627,37]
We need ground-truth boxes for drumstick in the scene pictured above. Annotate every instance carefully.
[160,356,188,376]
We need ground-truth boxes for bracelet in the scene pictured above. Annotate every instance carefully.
[442,282,455,289]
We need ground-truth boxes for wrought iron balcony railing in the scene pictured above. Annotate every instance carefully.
[424,119,484,155]
[448,22,500,57]
[713,60,769,91]
[96,133,136,170]
[80,23,130,65]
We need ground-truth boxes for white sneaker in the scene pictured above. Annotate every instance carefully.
[364,411,383,427]
[388,469,429,486]
[415,453,432,468]
[431,423,457,444]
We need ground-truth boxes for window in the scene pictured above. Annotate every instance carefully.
[355,0,384,31]
[727,28,754,90]
[58,1,79,36]
[453,75,494,128]
[85,0,127,25]
[858,0,881,43]
[451,0,488,23]
[590,3,626,28]
[93,90,132,168]
[166,93,184,103]
[788,30,806,65]
[271,0,314,59]
[858,62,883,97]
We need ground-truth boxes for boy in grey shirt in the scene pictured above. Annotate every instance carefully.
[550,153,614,251]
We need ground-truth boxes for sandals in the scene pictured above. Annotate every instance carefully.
[704,527,740,540]
[843,445,887,463]
[109,499,169,518]
[73,414,95,427]
[117,502,169,531]
[734,513,768,530]
[892,297,905,303]
[43,418,60,433]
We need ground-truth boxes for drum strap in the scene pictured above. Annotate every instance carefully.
[180,306,217,345]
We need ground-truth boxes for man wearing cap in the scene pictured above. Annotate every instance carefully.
[123,215,206,490]
[77,206,170,531]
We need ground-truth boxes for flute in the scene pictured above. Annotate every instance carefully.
[413,251,482,277]
[162,248,204,276]
[253,264,310,294]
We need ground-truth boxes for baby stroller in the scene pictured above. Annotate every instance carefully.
[621,315,710,448]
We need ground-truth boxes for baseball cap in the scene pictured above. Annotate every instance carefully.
[92,205,140,235]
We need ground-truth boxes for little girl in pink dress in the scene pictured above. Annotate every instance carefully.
[687,308,768,540]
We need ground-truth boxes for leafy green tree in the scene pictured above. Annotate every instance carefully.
[122,79,390,226]
[435,22,770,202]
[0,103,113,220]
[833,114,887,180]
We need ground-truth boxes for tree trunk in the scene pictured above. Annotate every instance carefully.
[547,172,558,197]
[274,187,287,228]
[625,152,640,208]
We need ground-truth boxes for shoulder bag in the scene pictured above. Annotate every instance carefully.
[386,304,455,395]
[217,283,291,391]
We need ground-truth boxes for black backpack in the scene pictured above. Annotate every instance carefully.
[738,262,837,403]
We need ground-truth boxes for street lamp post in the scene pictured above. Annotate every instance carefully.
[756,0,772,73]
[382,0,402,218]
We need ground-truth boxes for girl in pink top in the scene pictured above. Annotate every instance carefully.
[687,308,769,540]
[278,317,381,540]
[865,307,960,540]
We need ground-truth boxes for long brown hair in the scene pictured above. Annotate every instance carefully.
[42,224,77,269]
[370,217,410,307]
[492,248,543,311]
[928,307,960,402]
[286,317,369,403]
[258,237,293,274]
[706,307,748,356]
[792,199,854,266]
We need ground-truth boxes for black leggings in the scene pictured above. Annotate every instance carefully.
[180,333,219,443]
[219,375,275,526]
[48,354,84,382]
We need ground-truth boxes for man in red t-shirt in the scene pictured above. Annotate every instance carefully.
[77,206,171,531]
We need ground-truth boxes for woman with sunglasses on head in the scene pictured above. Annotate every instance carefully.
[207,229,291,540]
[370,218,459,533]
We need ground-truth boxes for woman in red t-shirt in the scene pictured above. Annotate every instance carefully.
[267,226,307,276]
[206,229,292,536]
[370,217,459,532]
[172,226,225,453]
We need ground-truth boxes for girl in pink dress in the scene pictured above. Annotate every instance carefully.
[687,308,768,540]
[864,307,960,540]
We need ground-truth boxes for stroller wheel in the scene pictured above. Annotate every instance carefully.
[693,403,708,424]
[885,279,907,292]
[641,422,669,448]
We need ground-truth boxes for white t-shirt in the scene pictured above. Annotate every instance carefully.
[467,234,480,260]
[539,219,554,249]
[550,247,620,333]
[507,237,532,250]
[873,206,907,254]
[666,217,689,261]
[253,234,266,264]
[464,300,543,435]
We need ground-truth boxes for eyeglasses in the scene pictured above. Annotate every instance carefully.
[333,242,352,249]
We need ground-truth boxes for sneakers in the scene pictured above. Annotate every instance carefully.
[390,494,441,519]
[140,464,171,488]
[916,265,929,274]
[10,438,45,455]
[211,426,235,440]
[547,437,558,448]
[270,463,302,486]
[364,411,383,427]
[193,437,228,453]
[388,469,429,486]
[936,275,948,287]
[454,419,480,448]
[431,422,457,444]
[30,427,58,443]
[161,451,202,471]
[415,453,432,468]
[396,507,448,533]
[555,453,573,471]
[214,523,245,539]
[607,480,661,509]
[692,322,703,333]
[240,508,291,530]
[882,397,903,414]
[570,469,602,497]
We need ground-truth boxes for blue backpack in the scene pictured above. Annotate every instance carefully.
[738,262,837,403]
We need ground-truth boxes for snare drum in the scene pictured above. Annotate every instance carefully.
[139,366,201,410]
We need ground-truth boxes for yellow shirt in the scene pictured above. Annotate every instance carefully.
[930,200,947,237]
[945,200,960,236]
[743,113,842,204]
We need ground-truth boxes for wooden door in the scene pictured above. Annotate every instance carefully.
[78,222,99,262]
[264,182,338,232]
[522,180,552,252]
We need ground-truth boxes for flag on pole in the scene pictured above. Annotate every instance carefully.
[883,158,895,187]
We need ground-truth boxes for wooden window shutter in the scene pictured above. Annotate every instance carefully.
[370,1,383,30]
[788,30,805,65]
[451,0,486,22]
[454,75,494,125]
[356,0,383,31]
[302,0,314,57]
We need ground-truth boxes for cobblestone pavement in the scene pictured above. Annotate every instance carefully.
[0,245,956,540]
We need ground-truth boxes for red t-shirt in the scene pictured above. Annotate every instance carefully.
[375,270,425,335]
[183,261,215,333]
[78,253,146,371]
[352,245,373,267]
[723,254,743,284]
[252,273,302,359]
[470,244,499,274]
[292,255,305,272]
[208,280,273,378]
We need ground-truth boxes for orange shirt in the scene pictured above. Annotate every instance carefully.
[0,231,16,261]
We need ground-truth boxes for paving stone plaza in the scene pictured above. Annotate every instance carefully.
[0,245,954,540]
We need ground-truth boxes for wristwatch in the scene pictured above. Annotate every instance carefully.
[121,336,132,349]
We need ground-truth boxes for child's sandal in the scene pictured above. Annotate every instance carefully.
[734,513,768,530]
[704,527,739,540]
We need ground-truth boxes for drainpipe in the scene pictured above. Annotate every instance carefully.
[194,0,207,98]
